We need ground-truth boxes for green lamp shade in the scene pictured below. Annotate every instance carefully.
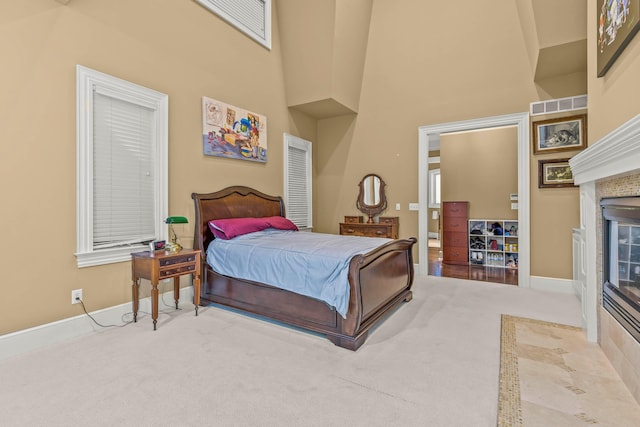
[165,216,188,224]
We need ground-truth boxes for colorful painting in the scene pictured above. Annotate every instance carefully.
[202,96,267,162]
[597,0,640,77]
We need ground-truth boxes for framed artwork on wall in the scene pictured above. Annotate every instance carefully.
[202,96,267,163]
[597,0,640,77]
[532,114,587,154]
[538,158,576,188]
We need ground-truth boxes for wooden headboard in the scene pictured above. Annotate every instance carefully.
[191,186,285,255]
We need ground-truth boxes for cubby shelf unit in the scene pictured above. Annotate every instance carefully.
[468,219,519,269]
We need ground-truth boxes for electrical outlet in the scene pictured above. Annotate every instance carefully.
[71,289,83,304]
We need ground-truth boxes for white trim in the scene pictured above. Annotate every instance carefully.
[418,112,531,287]
[570,113,640,184]
[283,133,313,230]
[75,65,168,267]
[0,286,195,362]
[428,168,441,209]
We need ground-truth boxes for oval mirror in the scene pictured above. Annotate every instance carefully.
[362,175,381,206]
[357,174,387,223]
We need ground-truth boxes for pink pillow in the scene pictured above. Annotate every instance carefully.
[266,216,298,231]
[209,216,298,240]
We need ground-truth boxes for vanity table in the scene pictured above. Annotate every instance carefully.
[339,174,398,238]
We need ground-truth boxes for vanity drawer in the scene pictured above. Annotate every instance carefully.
[378,216,399,225]
[339,223,398,239]
[344,215,364,223]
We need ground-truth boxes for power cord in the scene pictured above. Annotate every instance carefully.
[75,281,184,328]
[78,298,134,328]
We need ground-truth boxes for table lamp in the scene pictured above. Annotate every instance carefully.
[165,216,188,252]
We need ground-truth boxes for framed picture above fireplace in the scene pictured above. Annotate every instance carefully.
[532,114,587,154]
[597,0,640,77]
[538,158,576,188]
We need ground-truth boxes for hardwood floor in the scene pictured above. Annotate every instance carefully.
[428,246,518,286]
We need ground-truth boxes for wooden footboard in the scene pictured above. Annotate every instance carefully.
[330,237,416,350]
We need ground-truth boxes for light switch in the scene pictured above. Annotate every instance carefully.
[409,203,419,211]
[395,203,401,210]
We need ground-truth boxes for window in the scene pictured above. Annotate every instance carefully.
[283,133,312,230]
[196,0,271,50]
[76,65,168,267]
[428,168,441,208]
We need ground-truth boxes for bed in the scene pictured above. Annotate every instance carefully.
[191,186,416,350]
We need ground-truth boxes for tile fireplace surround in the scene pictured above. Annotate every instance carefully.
[570,113,640,404]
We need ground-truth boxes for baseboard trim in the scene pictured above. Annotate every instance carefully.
[0,286,195,362]
[530,276,575,294]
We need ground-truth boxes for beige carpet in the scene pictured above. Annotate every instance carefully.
[498,315,640,427]
[0,276,631,426]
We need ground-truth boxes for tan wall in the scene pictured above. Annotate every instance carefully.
[1,0,594,335]
[529,112,583,279]
[441,127,518,220]
[0,0,315,334]
[587,0,640,141]
[313,0,580,278]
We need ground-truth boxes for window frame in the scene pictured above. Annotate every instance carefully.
[75,65,168,268]
[196,0,271,50]
[428,168,441,209]
[283,133,312,230]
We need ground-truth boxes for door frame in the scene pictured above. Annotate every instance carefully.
[418,112,530,287]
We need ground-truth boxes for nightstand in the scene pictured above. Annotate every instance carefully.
[131,248,202,330]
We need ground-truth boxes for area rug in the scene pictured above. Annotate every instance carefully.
[498,315,640,426]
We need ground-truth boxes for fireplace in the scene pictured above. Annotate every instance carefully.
[601,197,640,343]
[569,113,640,405]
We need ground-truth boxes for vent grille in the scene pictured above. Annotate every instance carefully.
[530,95,587,116]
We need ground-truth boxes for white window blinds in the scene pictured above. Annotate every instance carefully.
[196,0,271,49]
[284,134,312,230]
[93,92,156,248]
[76,65,168,268]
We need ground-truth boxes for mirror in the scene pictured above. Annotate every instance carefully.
[357,174,387,223]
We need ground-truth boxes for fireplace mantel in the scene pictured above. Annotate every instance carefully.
[570,114,640,185]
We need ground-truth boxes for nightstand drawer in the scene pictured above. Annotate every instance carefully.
[159,263,196,278]
[159,253,197,266]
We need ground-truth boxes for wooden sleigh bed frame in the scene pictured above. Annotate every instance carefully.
[191,186,416,350]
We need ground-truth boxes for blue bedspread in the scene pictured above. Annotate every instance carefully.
[206,229,391,318]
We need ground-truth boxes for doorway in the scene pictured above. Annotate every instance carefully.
[418,112,530,287]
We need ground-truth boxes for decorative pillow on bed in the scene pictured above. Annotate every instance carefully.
[208,216,298,240]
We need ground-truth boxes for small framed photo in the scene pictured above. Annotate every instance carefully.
[532,114,586,154]
[538,158,575,188]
